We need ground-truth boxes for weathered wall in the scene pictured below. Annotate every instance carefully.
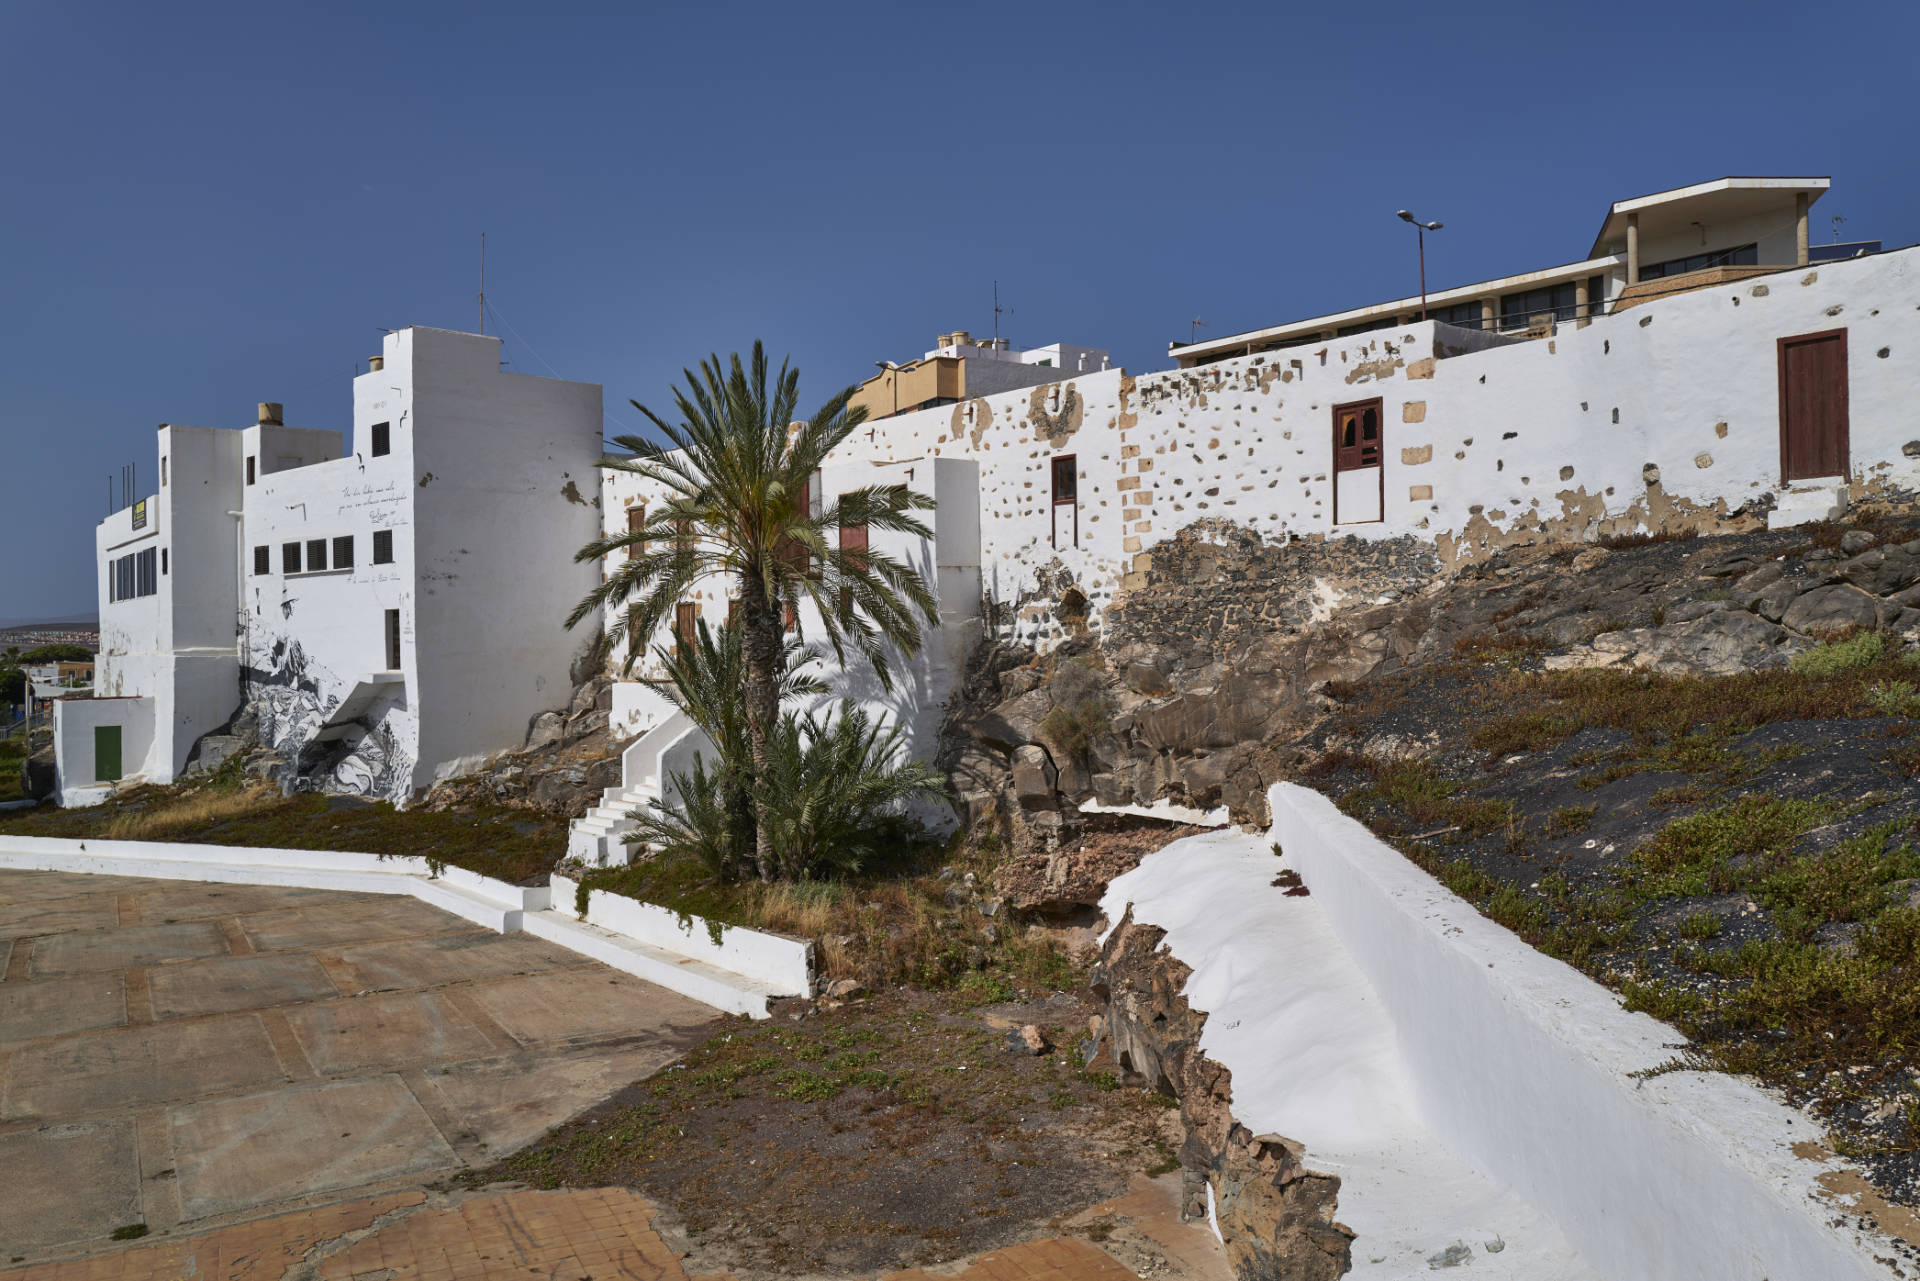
[817,246,1920,647]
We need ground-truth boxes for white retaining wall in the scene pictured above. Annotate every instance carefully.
[1265,782,1902,1280]
[0,837,808,1018]
[549,871,814,996]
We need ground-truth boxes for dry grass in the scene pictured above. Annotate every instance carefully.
[103,784,277,840]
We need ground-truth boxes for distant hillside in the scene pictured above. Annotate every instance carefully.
[0,612,98,631]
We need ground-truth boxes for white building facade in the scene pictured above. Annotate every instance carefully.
[60,326,604,806]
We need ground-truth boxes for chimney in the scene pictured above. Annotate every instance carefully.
[368,355,385,372]
[950,330,971,349]
[257,402,283,426]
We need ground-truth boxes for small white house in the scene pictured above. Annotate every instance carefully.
[59,326,605,806]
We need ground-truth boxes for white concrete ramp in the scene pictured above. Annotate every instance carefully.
[1104,830,1600,1278]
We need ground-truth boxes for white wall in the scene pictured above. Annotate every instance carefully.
[815,246,1920,647]
[407,327,605,785]
[1265,782,1898,1279]
[238,326,603,802]
[53,696,155,803]
[598,454,981,783]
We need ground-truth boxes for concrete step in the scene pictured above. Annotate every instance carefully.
[410,875,527,933]
[522,909,785,1018]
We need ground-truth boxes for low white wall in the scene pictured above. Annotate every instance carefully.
[550,871,814,996]
[0,838,807,1015]
[1266,782,1898,1280]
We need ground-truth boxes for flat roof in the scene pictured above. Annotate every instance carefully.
[1169,253,1622,362]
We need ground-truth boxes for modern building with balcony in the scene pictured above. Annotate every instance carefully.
[1170,176,1866,368]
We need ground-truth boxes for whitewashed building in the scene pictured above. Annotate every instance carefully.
[578,178,1914,857]
[59,326,604,806]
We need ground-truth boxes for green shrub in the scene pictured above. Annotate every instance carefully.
[1865,680,1920,716]
[1791,631,1886,677]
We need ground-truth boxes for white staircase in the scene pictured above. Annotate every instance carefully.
[565,709,714,867]
[567,778,659,866]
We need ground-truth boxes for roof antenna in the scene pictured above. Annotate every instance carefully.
[1191,317,1208,343]
[477,232,486,335]
[993,280,1012,345]
[1832,214,1847,243]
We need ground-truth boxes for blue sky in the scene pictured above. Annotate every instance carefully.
[3,0,1916,621]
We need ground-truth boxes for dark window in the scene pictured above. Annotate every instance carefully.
[254,545,270,575]
[372,529,394,564]
[1428,300,1484,328]
[371,422,391,457]
[161,548,168,575]
[675,601,699,643]
[384,609,402,670]
[626,503,646,559]
[1336,315,1400,337]
[1640,242,1758,282]
[629,604,644,657]
[1051,455,1077,505]
[1500,282,1581,328]
[283,542,302,574]
[1586,274,1607,319]
[306,538,327,572]
[333,535,354,569]
[246,455,256,485]
[136,547,157,597]
[161,457,168,487]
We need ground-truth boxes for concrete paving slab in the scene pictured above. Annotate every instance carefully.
[283,990,498,1075]
[422,1040,703,1156]
[470,968,720,1045]
[0,869,156,902]
[0,972,128,1044]
[326,930,583,995]
[29,920,229,976]
[146,952,339,1020]
[0,896,121,940]
[0,1120,141,1251]
[169,1075,457,1220]
[130,881,369,923]
[4,1014,285,1120]
[237,896,465,952]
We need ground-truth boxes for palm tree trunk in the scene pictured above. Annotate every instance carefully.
[740,584,783,882]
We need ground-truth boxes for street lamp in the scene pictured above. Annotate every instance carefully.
[1396,209,1444,321]
[875,361,901,418]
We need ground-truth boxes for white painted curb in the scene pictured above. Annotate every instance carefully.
[0,836,808,1018]
[1266,782,1902,1280]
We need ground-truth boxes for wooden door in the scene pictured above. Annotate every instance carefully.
[1778,329,1849,482]
[1332,398,1384,524]
[94,725,122,782]
[839,518,868,618]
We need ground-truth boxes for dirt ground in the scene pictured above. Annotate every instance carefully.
[466,985,1184,1279]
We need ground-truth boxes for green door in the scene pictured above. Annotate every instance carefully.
[94,725,122,782]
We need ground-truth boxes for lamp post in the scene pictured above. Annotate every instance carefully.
[875,361,901,418]
[1396,210,1444,321]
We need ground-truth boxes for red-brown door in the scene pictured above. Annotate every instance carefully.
[1332,399,1384,524]
[1778,329,1849,482]
[839,517,868,618]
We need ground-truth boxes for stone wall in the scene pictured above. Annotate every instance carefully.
[1095,908,1351,1280]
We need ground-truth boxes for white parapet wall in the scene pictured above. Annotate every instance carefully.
[549,872,814,997]
[0,837,807,1018]
[1264,781,1907,1280]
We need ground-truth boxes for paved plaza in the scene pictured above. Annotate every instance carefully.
[0,869,719,1263]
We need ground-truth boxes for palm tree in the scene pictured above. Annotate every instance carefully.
[642,618,825,879]
[566,342,938,881]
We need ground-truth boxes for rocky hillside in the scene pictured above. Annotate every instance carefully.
[945,498,1920,1219]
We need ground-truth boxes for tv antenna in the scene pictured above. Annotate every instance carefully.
[1832,214,1848,244]
[477,232,486,334]
[1191,317,1207,343]
[993,280,1012,344]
